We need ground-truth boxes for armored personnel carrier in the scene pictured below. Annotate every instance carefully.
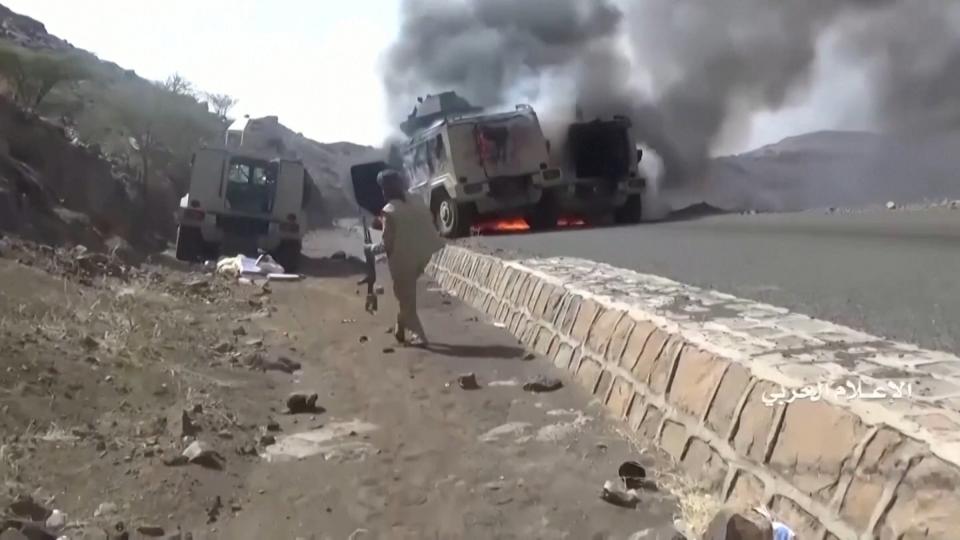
[389,91,564,237]
[175,115,310,271]
[559,112,646,224]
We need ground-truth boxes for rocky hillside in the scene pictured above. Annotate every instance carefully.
[0,96,161,251]
[665,130,960,213]
[270,122,378,225]
[0,2,370,251]
[0,3,69,49]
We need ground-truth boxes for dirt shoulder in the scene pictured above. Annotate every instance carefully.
[0,234,686,539]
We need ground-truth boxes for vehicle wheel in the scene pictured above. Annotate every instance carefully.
[615,195,643,225]
[525,192,560,231]
[273,240,302,273]
[175,226,203,262]
[432,192,472,238]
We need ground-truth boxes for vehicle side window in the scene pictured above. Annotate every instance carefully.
[435,135,446,169]
[426,138,436,175]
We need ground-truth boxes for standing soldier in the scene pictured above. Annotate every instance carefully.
[365,169,445,347]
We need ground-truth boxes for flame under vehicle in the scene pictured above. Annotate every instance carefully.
[175,116,311,271]
[392,92,565,238]
[556,113,646,224]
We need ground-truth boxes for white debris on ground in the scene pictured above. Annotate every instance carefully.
[215,254,303,282]
[262,420,380,463]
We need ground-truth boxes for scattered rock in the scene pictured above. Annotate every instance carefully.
[207,496,222,524]
[232,326,247,337]
[600,480,640,508]
[359,336,368,343]
[179,410,200,437]
[9,496,50,521]
[236,444,258,456]
[44,510,66,531]
[286,393,320,414]
[246,355,300,374]
[886,201,897,210]
[274,357,301,372]
[382,348,395,354]
[1,520,57,540]
[703,509,773,540]
[0,529,29,540]
[457,373,480,390]
[212,342,233,354]
[162,453,188,466]
[522,376,563,393]
[259,434,276,446]
[265,419,281,432]
[243,338,264,348]
[618,461,648,490]
[136,525,165,537]
[81,335,100,350]
[94,502,118,518]
[522,353,535,361]
[181,441,224,470]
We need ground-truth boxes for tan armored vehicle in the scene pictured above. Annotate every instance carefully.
[397,92,565,237]
[175,116,311,271]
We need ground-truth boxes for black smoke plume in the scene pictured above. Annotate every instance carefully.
[383,0,960,188]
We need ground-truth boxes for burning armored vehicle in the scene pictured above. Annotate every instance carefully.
[556,112,646,224]
[175,116,311,271]
[391,92,565,237]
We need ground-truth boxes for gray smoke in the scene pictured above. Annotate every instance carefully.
[383,0,960,188]
[382,0,620,117]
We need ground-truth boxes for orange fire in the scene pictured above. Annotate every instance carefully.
[473,215,586,234]
[487,218,530,232]
[558,216,586,227]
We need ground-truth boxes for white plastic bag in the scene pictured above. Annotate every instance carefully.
[255,254,285,274]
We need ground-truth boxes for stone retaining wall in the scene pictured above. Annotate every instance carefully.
[428,246,960,540]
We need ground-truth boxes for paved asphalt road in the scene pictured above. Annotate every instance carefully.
[475,207,960,355]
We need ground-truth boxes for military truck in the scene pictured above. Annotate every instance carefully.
[396,92,565,238]
[175,116,311,271]
[558,114,646,224]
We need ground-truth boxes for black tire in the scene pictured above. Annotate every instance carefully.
[615,195,643,225]
[432,191,472,238]
[175,226,203,262]
[525,191,560,231]
[273,240,302,273]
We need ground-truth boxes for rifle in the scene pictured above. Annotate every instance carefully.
[359,215,378,314]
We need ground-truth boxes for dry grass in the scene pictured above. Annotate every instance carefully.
[658,471,722,539]
[618,430,722,538]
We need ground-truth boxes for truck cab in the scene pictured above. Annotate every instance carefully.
[175,116,308,271]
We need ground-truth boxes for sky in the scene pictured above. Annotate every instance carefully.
[5,0,401,146]
[4,0,867,155]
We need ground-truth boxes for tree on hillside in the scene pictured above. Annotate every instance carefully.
[161,72,194,97]
[113,85,219,232]
[0,44,88,109]
[204,92,238,122]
